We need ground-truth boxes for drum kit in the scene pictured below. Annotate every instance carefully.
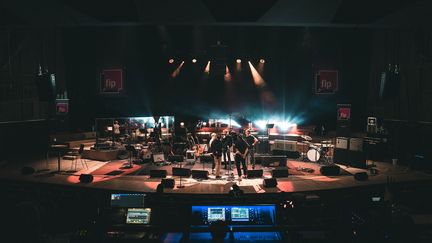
[301,136,333,164]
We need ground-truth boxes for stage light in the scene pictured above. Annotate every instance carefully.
[224,65,232,82]
[180,122,185,127]
[255,120,267,130]
[248,61,265,87]
[204,61,210,73]
[192,58,197,63]
[260,59,265,63]
[171,61,185,78]
[168,58,174,64]
[236,59,241,63]
[202,122,207,126]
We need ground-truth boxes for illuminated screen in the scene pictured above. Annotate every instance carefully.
[126,208,151,224]
[111,193,145,207]
[207,208,225,222]
[231,207,249,222]
[191,205,275,226]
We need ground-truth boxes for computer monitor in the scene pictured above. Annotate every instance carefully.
[111,193,145,207]
[126,208,151,224]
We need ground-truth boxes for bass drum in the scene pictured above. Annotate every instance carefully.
[307,148,321,162]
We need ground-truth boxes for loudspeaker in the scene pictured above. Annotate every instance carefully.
[320,165,340,176]
[79,174,93,183]
[354,172,368,181]
[150,170,167,178]
[172,167,191,177]
[263,178,278,188]
[161,178,175,188]
[200,154,214,162]
[246,169,263,178]
[271,168,289,178]
[35,74,55,102]
[21,166,35,175]
[192,170,209,179]
[333,148,349,164]
[168,154,184,162]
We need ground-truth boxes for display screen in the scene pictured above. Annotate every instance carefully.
[111,193,145,207]
[191,205,276,226]
[126,208,151,224]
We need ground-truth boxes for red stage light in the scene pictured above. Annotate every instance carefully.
[168,59,174,64]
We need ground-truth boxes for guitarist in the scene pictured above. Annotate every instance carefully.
[233,132,249,179]
[244,129,259,169]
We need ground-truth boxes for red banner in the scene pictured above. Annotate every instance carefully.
[55,99,69,115]
[316,70,338,94]
[100,69,123,93]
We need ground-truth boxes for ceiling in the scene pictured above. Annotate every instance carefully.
[1,0,431,27]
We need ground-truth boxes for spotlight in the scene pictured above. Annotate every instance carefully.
[168,58,174,64]
[259,59,265,64]
[192,58,197,63]
[236,59,241,63]
[180,122,185,127]
[202,122,207,126]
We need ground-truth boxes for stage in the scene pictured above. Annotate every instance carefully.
[1,155,431,195]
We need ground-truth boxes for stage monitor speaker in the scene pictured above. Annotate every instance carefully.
[263,178,278,188]
[192,170,209,180]
[354,172,368,181]
[168,154,184,162]
[35,74,55,102]
[79,174,93,183]
[21,166,35,175]
[271,167,289,178]
[246,169,263,178]
[150,170,167,178]
[319,165,340,176]
[161,178,175,188]
[172,167,191,177]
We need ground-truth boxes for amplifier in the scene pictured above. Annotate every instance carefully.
[255,154,287,167]
[349,138,363,151]
[336,137,349,149]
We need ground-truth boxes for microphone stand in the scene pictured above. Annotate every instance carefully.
[177,160,185,188]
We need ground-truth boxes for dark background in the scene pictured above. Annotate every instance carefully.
[62,26,371,131]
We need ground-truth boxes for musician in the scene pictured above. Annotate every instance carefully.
[233,132,248,179]
[209,133,222,178]
[113,121,121,141]
[244,129,258,169]
[221,129,233,169]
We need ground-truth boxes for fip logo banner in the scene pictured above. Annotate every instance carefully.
[315,70,338,94]
[100,69,123,94]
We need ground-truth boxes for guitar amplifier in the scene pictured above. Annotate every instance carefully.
[336,137,349,149]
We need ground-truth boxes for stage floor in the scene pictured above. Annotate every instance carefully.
[0,155,431,195]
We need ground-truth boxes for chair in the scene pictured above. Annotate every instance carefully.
[63,144,88,171]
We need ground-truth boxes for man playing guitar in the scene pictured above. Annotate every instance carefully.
[244,129,259,169]
[233,132,249,179]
